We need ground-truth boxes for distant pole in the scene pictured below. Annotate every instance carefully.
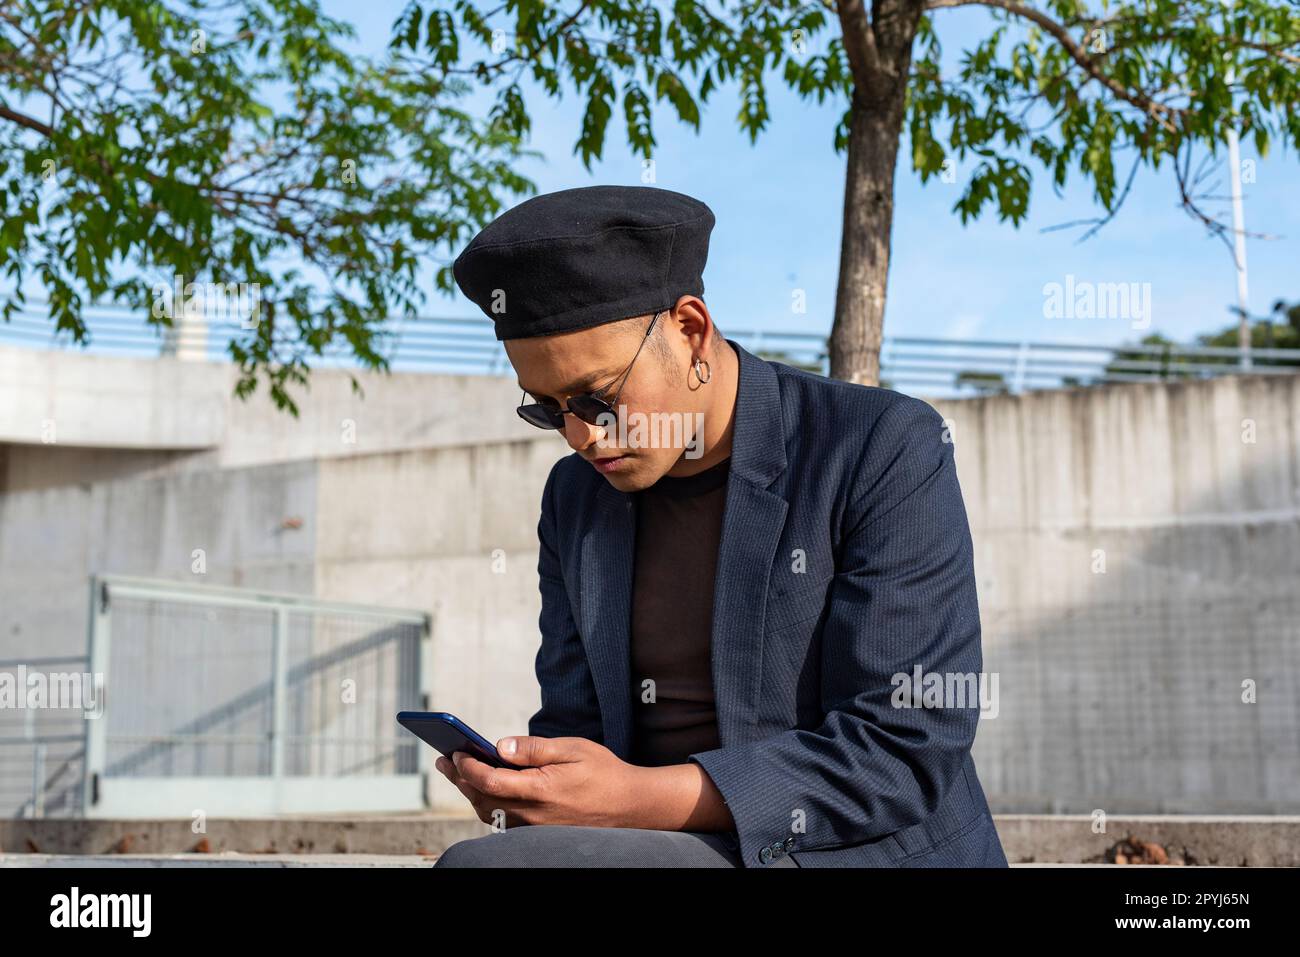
[1227,126,1251,370]
[1226,50,1251,371]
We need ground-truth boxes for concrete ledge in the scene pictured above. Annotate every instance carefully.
[3,814,1296,865]
[0,853,434,868]
[0,854,1174,868]
[0,813,489,857]
[996,814,1300,866]
[0,344,229,449]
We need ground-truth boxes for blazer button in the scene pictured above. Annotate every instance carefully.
[784,837,795,851]
[759,846,773,865]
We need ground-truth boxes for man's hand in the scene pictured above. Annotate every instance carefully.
[434,736,646,829]
[435,735,736,832]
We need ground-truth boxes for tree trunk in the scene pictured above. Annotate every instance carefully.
[829,4,923,386]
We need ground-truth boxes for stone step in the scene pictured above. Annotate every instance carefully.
[4,814,1296,865]
[0,813,488,858]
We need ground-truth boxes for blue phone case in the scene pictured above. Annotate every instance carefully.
[396,711,510,769]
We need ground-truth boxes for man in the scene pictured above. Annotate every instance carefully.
[433,185,1007,868]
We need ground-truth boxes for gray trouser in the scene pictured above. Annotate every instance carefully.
[433,825,800,868]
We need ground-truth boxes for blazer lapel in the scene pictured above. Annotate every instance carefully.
[578,480,636,758]
[709,478,788,746]
[708,341,789,746]
[575,339,789,758]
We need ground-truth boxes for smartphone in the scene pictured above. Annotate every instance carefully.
[396,711,513,769]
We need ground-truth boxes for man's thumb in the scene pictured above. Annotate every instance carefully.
[496,735,561,767]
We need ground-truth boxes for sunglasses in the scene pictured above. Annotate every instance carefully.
[516,310,665,431]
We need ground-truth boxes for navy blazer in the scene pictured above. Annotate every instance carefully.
[528,339,1008,868]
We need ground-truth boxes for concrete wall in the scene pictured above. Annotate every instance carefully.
[313,438,567,811]
[0,343,526,492]
[0,346,228,451]
[0,459,321,662]
[929,374,1300,813]
[2,343,1297,815]
[0,428,564,813]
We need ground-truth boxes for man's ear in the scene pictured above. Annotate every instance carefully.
[672,296,715,355]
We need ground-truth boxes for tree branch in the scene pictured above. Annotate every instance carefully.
[0,103,54,136]
[836,0,882,88]
[1238,38,1300,67]
[925,0,1182,134]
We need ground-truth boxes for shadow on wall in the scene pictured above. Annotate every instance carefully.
[0,443,205,494]
[954,375,1300,814]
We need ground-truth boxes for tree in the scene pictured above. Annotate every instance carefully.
[753,346,826,372]
[392,0,1300,385]
[955,369,1009,393]
[1102,330,1201,380]
[0,0,531,412]
[1201,299,1300,351]
[1271,298,1300,333]
[1103,301,1300,381]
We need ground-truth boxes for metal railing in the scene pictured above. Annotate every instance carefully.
[2,578,435,819]
[3,300,1299,397]
[0,656,90,819]
[74,575,430,818]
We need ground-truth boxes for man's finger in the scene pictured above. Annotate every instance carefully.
[436,755,474,791]
[494,735,581,769]
[453,777,480,804]
[454,750,539,799]
[437,756,480,805]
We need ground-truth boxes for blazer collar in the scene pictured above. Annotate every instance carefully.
[581,338,790,756]
[724,338,787,489]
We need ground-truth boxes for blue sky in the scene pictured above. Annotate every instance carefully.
[332,4,1297,347]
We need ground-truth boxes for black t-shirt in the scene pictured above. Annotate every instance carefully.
[628,456,731,766]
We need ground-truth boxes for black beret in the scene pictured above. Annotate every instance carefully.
[452,185,715,341]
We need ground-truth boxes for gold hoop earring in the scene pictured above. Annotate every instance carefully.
[692,357,712,385]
